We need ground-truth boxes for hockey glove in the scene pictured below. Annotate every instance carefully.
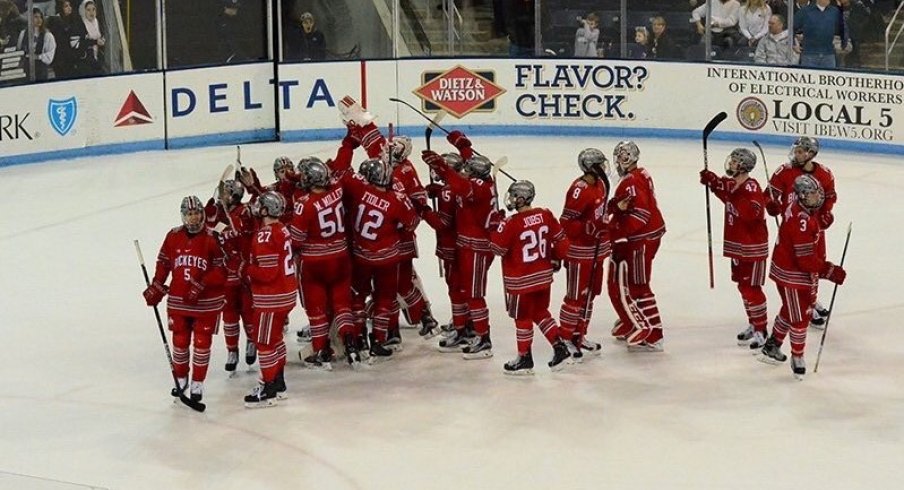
[143,280,168,306]
[423,210,445,231]
[765,200,782,217]
[818,211,834,230]
[186,278,205,305]
[820,261,846,285]
[422,150,446,169]
[487,209,506,229]
[425,183,443,199]
[204,198,219,226]
[446,130,472,150]
[699,169,720,188]
[611,238,629,263]
[616,195,634,212]
[339,96,374,127]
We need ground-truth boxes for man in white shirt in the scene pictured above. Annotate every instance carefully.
[691,0,742,50]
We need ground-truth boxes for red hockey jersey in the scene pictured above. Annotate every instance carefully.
[288,184,349,263]
[560,176,609,261]
[607,167,666,242]
[711,176,769,260]
[247,222,297,312]
[349,185,418,266]
[490,208,569,294]
[426,183,457,261]
[153,227,227,315]
[392,160,428,259]
[769,201,825,289]
[216,203,254,286]
[765,162,836,221]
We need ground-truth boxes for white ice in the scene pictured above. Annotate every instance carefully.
[1,136,902,490]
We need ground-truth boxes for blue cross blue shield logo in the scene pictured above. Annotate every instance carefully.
[48,97,78,136]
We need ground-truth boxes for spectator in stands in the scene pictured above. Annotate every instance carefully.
[0,0,27,52]
[288,12,326,61]
[574,12,600,57]
[78,0,104,75]
[794,0,845,68]
[793,0,812,17]
[754,14,800,65]
[34,0,55,17]
[838,0,871,67]
[17,8,55,80]
[690,0,742,51]
[739,0,772,48]
[47,0,84,79]
[765,0,788,17]
[504,0,535,57]
[628,26,650,59]
[650,15,681,60]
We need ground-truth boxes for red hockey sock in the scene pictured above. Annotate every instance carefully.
[191,333,213,382]
[172,331,190,378]
[515,319,533,355]
[223,321,240,351]
[558,302,581,342]
[309,314,330,352]
[536,316,560,346]
[275,341,287,370]
[258,345,280,383]
[772,316,791,344]
[740,285,768,333]
[469,299,489,336]
[789,323,808,357]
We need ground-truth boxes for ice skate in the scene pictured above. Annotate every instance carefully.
[462,335,493,360]
[244,381,279,409]
[791,355,806,380]
[303,348,333,371]
[274,370,288,400]
[384,327,403,352]
[368,333,394,363]
[189,381,204,402]
[225,350,239,375]
[437,329,469,352]
[503,352,534,376]
[736,325,754,346]
[295,325,312,343]
[757,337,788,365]
[809,303,830,330]
[564,339,583,363]
[627,339,663,352]
[418,312,441,339]
[170,377,187,398]
[577,336,602,357]
[548,342,571,371]
[343,335,363,370]
[748,330,767,352]
[245,339,257,366]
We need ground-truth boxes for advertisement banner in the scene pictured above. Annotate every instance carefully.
[165,62,277,147]
[0,73,165,166]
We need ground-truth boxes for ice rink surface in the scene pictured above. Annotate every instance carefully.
[1,135,902,489]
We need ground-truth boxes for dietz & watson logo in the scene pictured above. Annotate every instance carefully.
[736,97,768,131]
[413,65,505,118]
[48,97,78,136]
[115,90,154,127]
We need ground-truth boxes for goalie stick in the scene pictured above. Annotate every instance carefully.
[390,97,517,182]
[134,240,206,413]
[702,111,728,289]
[814,222,853,374]
[752,140,780,228]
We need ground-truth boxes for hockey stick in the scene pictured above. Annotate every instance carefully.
[425,110,447,276]
[702,112,728,289]
[581,240,603,329]
[134,240,206,413]
[814,222,853,374]
[389,97,517,182]
[752,140,780,228]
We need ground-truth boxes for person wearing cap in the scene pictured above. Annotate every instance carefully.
[285,11,325,61]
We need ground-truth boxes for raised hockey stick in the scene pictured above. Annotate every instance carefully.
[752,140,780,228]
[702,112,728,289]
[134,240,207,413]
[390,97,518,182]
[814,222,853,374]
[425,110,447,276]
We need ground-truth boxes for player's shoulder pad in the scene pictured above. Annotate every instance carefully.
[573,179,589,189]
[169,226,182,234]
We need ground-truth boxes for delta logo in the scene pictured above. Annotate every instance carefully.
[413,65,505,118]
[114,91,153,127]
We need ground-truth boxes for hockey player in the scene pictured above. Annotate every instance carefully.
[384,136,441,339]
[607,141,667,351]
[490,181,572,374]
[759,175,846,379]
[243,191,296,408]
[558,148,611,360]
[764,136,837,328]
[212,180,258,373]
[699,148,770,349]
[142,196,227,403]
[237,157,302,220]
[289,157,359,369]
[423,154,466,333]
[423,132,500,360]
